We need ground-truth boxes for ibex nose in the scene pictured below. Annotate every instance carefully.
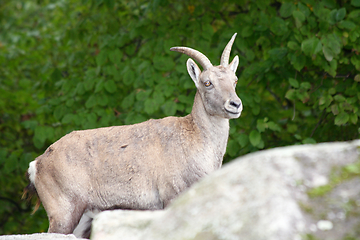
[230,100,241,109]
[224,98,242,118]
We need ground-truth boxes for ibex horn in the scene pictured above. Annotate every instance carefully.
[170,47,213,70]
[220,33,237,67]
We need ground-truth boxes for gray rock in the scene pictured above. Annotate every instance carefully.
[91,140,360,240]
[0,233,82,240]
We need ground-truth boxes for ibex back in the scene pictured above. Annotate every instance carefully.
[24,33,242,238]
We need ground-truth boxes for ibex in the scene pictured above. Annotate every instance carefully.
[23,33,242,238]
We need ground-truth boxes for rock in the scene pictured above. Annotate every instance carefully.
[0,233,83,240]
[91,140,360,240]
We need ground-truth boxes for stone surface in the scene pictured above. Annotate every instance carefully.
[91,140,360,240]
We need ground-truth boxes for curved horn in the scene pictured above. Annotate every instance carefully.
[170,47,213,70]
[220,33,237,67]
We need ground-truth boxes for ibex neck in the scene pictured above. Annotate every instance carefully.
[190,91,230,147]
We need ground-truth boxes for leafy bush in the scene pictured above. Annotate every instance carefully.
[0,0,359,234]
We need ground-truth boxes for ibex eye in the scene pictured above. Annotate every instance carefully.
[204,81,212,87]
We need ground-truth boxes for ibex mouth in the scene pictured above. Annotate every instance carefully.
[225,108,241,115]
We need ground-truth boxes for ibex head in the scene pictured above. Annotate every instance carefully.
[171,33,242,119]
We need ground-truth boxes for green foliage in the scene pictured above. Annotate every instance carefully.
[0,0,359,234]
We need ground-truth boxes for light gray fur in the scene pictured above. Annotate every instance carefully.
[26,33,242,238]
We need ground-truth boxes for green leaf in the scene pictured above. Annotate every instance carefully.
[153,56,175,71]
[301,38,322,56]
[293,10,306,22]
[76,82,86,95]
[352,0,360,7]
[122,92,135,109]
[84,70,97,90]
[4,153,18,173]
[162,100,177,116]
[97,93,108,106]
[270,17,288,36]
[323,34,341,55]
[289,53,306,71]
[34,126,46,144]
[104,80,117,93]
[241,26,253,38]
[269,47,288,60]
[338,20,357,30]
[322,46,334,61]
[226,139,239,157]
[85,94,97,108]
[328,59,338,77]
[245,49,255,61]
[287,41,300,50]
[144,98,157,114]
[297,90,310,102]
[298,2,311,17]
[66,98,74,107]
[328,9,338,25]
[96,50,108,66]
[319,97,326,106]
[257,119,267,132]
[53,105,66,120]
[300,82,311,90]
[287,123,298,133]
[319,94,333,108]
[329,88,336,95]
[334,112,349,125]
[351,55,360,71]
[62,113,74,124]
[293,10,306,28]
[354,74,360,82]
[122,66,135,86]
[348,10,360,20]
[285,89,297,100]
[21,120,38,130]
[323,0,337,9]
[321,34,342,54]
[251,104,260,115]
[136,89,152,101]
[350,114,358,124]
[289,78,299,88]
[268,121,281,132]
[95,78,104,93]
[153,92,165,107]
[280,2,296,18]
[249,130,261,147]
[51,68,62,82]
[34,126,54,144]
[108,48,123,65]
[236,134,249,148]
[331,104,340,115]
[336,8,346,22]
[334,94,346,102]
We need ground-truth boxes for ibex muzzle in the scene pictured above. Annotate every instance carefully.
[23,33,242,238]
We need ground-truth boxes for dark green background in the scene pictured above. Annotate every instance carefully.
[1,0,359,234]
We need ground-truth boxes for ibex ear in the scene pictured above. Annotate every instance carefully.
[186,58,201,88]
[229,55,239,73]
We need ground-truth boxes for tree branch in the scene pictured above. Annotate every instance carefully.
[310,109,327,137]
